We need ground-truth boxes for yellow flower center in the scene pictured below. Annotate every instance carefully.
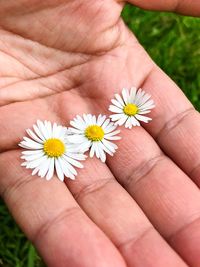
[123,103,138,116]
[43,138,65,157]
[85,125,104,141]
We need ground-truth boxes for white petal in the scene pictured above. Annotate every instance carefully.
[38,158,51,178]
[59,127,68,139]
[22,150,44,155]
[130,87,137,102]
[21,151,45,161]
[58,157,75,180]
[65,159,76,179]
[73,115,87,129]
[131,116,140,127]
[94,143,100,159]
[102,119,111,130]
[104,129,121,137]
[98,146,106,162]
[67,134,86,144]
[125,117,132,129]
[108,105,123,114]
[53,125,63,138]
[115,115,128,126]
[44,121,51,139]
[67,142,89,153]
[26,129,43,143]
[37,120,49,140]
[55,158,64,182]
[104,135,121,141]
[33,124,45,141]
[62,155,77,175]
[110,113,124,122]
[139,93,152,105]
[97,114,106,126]
[46,158,55,180]
[46,121,53,138]
[111,98,123,108]
[92,115,97,125]
[19,140,43,150]
[32,167,40,176]
[122,88,129,104]
[135,89,146,105]
[102,139,117,153]
[66,152,87,161]
[115,93,125,106]
[67,127,83,134]
[26,156,47,169]
[135,114,152,123]
[64,155,83,169]
[138,110,151,115]
[74,141,91,153]
[98,142,113,156]
[90,143,96,158]
[139,99,155,109]
[83,114,91,126]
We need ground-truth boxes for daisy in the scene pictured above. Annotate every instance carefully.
[67,114,121,162]
[19,120,86,181]
[109,87,155,129]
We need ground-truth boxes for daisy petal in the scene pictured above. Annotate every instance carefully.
[46,158,55,180]
[111,99,123,108]
[90,143,96,158]
[97,114,106,126]
[130,87,137,102]
[26,129,43,143]
[108,105,123,114]
[135,114,152,123]
[98,146,106,162]
[110,113,124,121]
[115,115,128,126]
[115,93,125,106]
[64,156,83,169]
[55,158,64,182]
[122,88,129,104]
[131,116,140,127]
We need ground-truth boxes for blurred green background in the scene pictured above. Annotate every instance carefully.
[0,4,200,267]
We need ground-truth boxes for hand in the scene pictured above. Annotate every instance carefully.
[0,1,200,266]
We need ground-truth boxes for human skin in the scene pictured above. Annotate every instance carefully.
[0,1,200,266]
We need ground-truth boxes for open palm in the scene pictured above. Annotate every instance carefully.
[1,1,200,267]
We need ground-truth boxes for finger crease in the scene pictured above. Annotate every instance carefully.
[74,177,115,201]
[32,206,80,244]
[123,154,165,188]
[168,214,200,243]
[117,226,153,251]
[1,173,36,200]
[156,107,196,142]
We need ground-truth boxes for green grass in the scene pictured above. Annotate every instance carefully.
[122,5,200,110]
[0,5,200,267]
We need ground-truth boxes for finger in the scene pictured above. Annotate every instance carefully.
[106,124,200,267]
[0,151,126,267]
[139,65,200,187]
[60,93,188,267]
[124,0,200,16]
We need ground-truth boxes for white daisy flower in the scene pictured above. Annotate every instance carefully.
[19,120,86,181]
[67,114,121,163]
[109,87,155,129]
